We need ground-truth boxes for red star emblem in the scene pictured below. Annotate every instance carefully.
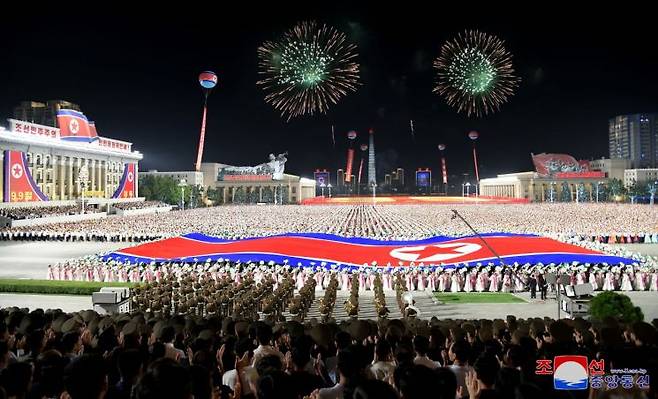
[389,242,482,263]
[11,163,23,179]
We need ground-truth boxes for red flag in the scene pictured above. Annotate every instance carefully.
[88,121,99,140]
[57,109,93,142]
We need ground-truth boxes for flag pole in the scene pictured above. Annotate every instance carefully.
[450,209,506,266]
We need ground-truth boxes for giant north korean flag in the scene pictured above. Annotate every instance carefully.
[103,232,634,269]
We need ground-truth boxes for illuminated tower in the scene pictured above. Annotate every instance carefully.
[367,128,376,190]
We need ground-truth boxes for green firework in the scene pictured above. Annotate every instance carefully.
[434,30,520,118]
[258,21,360,121]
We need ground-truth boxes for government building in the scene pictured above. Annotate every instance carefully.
[0,101,142,204]
[200,162,316,204]
[479,154,618,201]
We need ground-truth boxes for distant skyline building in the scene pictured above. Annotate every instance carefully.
[609,113,658,168]
[336,169,344,190]
[140,170,204,186]
[13,100,81,127]
[367,128,376,190]
[623,168,658,188]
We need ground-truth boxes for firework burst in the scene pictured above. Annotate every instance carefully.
[258,21,360,121]
[434,30,520,118]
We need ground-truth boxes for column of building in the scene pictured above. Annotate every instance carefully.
[87,159,93,193]
[58,156,65,200]
[67,156,74,198]
[75,158,82,197]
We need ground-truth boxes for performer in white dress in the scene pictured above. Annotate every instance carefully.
[620,271,634,291]
[588,271,598,291]
[450,272,461,293]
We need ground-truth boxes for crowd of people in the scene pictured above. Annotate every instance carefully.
[0,305,655,399]
[47,254,658,293]
[112,201,169,211]
[0,205,84,221]
[1,202,657,397]
[1,203,657,243]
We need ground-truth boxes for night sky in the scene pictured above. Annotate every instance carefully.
[1,7,657,183]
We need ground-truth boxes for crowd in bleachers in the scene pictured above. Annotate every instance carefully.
[112,201,169,211]
[0,205,84,221]
[0,304,655,399]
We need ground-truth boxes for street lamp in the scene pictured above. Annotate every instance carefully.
[327,183,332,198]
[650,181,657,206]
[76,163,89,214]
[178,179,187,211]
[320,182,326,197]
[595,181,604,203]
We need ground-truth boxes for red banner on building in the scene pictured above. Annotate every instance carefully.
[3,150,49,202]
[531,153,591,177]
[222,175,271,182]
[345,149,355,182]
[555,172,605,179]
[112,163,136,199]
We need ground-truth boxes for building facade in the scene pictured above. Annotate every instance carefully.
[588,158,631,181]
[609,113,658,168]
[13,100,82,127]
[623,169,658,188]
[140,170,204,186]
[200,162,315,204]
[0,118,142,203]
[479,172,609,202]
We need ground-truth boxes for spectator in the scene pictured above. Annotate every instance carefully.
[252,323,284,368]
[447,340,472,398]
[63,355,107,399]
[0,362,33,399]
[134,358,191,399]
[413,335,439,369]
[369,340,396,381]
[107,349,143,399]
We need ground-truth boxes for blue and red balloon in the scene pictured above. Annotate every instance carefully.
[199,71,218,89]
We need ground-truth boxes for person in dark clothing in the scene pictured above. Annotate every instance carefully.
[134,358,191,399]
[107,349,143,399]
[537,274,548,300]
[63,355,108,399]
[528,275,537,299]
[286,347,324,398]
